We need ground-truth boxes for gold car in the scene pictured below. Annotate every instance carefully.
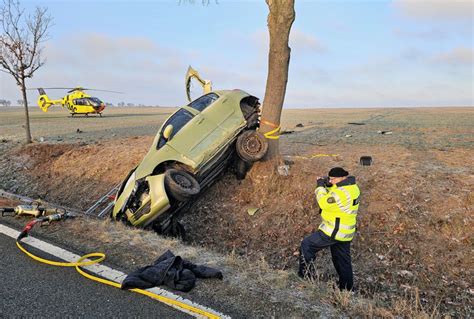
[112,90,268,235]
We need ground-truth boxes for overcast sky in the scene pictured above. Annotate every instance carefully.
[1,0,473,108]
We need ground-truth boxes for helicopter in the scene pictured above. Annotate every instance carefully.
[31,87,121,117]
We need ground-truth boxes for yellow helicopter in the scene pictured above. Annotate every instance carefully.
[31,87,121,117]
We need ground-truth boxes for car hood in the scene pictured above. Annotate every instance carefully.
[133,144,197,180]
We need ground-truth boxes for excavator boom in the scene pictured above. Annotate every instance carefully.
[185,66,212,102]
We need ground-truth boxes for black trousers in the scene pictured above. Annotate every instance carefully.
[299,230,353,291]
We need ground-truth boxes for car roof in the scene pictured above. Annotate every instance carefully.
[213,89,249,97]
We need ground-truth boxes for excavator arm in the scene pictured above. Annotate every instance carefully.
[185,66,212,102]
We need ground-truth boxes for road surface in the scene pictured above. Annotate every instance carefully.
[0,231,192,318]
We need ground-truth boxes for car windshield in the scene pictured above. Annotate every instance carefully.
[188,93,219,112]
[157,108,194,149]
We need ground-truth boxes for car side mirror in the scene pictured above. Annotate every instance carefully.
[163,124,174,140]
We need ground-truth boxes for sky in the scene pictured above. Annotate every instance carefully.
[0,0,473,108]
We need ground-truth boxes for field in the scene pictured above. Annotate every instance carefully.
[0,106,473,318]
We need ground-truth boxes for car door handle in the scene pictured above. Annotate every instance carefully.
[197,117,204,124]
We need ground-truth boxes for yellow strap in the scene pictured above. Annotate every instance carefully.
[310,154,339,158]
[16,240,220,319]
[262,126,281,140]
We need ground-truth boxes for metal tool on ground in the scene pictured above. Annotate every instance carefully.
[17,211,77,240]
[1,203,65,218]
[85,184,120,218]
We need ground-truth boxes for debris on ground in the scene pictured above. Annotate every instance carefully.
[277,164,290,176]
[359,156,373,166]
[247,208,260,216]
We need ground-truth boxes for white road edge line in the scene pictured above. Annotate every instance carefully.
[0,223,230,319]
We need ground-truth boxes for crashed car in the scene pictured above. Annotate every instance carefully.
[111,89,268,233]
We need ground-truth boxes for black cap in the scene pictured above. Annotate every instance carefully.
[328,167,349,177]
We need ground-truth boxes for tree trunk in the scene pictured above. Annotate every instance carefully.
[20,80,32,144]
[260,0,295,161]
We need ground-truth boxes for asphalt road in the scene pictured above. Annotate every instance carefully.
[0,232,191,318]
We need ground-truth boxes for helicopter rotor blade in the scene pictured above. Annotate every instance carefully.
[78,88,124,94]
[27,87,73,90]
[28,87,123,94]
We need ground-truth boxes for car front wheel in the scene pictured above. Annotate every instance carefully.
[164,169,200,202]
[236,130,268,162]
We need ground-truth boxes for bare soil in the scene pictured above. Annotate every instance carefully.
[0,106,473,317]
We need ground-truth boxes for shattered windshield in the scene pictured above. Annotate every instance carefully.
[157,108,194,149]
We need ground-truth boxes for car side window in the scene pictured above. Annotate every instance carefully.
[157,109,194,149]
[188,93,219,112]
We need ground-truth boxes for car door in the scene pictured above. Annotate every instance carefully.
[166,107,219,166]
[181,94,229,165]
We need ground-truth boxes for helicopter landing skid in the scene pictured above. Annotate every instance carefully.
[68,113,103,118]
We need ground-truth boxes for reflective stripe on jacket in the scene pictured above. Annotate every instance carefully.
[315,176,360,242]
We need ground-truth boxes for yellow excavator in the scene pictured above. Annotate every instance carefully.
[185,66,212,102]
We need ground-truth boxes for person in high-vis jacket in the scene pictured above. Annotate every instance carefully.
[299,167,360,291]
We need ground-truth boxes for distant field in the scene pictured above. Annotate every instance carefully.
[1,106,472,148]
[0,107,176,143]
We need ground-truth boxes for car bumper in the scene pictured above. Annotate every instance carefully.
[113,174,170,228]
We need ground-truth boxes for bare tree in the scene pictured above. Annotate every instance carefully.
[0,0,52,143]
[259,0,295,163]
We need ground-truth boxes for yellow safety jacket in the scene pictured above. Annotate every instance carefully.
[315,176,360,241]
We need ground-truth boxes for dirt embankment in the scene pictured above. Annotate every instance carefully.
[0,137,152,210]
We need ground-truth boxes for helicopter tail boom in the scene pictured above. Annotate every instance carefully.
[37,89,63,112]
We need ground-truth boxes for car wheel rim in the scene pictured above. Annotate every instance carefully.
[244,136,262,155]
[175,174,192,189]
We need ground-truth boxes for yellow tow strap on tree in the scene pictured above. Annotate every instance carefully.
[259,119,281,139]
[262,126,281,140]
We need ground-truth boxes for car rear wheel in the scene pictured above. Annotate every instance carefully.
[236,130,268,162]
[164,169,200,202]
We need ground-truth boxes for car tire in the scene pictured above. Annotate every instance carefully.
[236,130,268,162]
[164,169,200,202]
[235,158,248,180]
